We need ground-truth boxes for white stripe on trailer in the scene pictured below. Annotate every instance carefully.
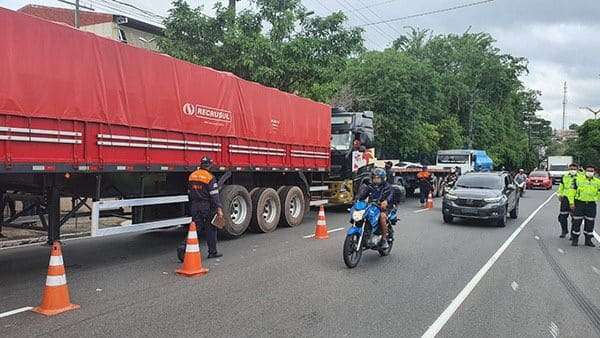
[46,274,67,287]
[116,166,128,171]
[309,186,329,192]
[185,244,200,252]
[160,166,169,171]
[97,141,220,152]
[0,135,81,144]
[229,149,285,156]
[0,126,81,137]
[32,165,46,171]
[229,144,285,153]
[291,153,329,159]
[291,149,329,156]
[49,255,64,266]
[97,134,221,147]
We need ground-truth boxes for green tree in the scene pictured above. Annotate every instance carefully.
[158,0,363,101]
[567,119,600,168]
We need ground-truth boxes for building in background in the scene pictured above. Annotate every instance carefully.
[18,4,162,51]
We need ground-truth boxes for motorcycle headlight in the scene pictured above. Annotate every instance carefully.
[484,196,504,203]
[352,210,366,222]
[445,193,458,200]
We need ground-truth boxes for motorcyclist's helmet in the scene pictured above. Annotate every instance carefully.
[450,167,456,174]
[372,167,386,186]
[519,169,524,173]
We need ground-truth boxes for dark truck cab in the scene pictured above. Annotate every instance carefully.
[326,108,375,205]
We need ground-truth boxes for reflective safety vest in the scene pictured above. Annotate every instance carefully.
[574,175,600,202]
[558,173,579,204]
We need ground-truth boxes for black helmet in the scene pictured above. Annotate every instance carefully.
[200,156,213,169]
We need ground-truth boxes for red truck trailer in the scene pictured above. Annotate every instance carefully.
[0,8,330,241]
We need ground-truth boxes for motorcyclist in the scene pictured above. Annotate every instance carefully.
[444,167,459,188]
[514,169,527,185]
[356,168,394,249]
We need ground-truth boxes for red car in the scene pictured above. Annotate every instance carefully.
[526,171,553,190]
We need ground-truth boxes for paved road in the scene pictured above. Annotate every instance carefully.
[1,189,599,337]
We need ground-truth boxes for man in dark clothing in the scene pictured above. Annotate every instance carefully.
[384,161,394,184]
[187,156,224,258]
[356,168,394,249]
[417,165,433,207]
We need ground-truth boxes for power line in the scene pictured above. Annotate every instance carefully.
[88,0,163,25]
[353,0,399,12]
[354,0,402,36]
[359,0,495,27]
[333,0,392,47]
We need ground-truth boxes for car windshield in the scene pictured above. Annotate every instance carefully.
[530,171,548,177]
[456,175,503,189]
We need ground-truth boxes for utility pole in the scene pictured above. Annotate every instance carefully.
[468,91,475,149]
[579,106,600,120]
[228,0,238,15]
[561,81,567,132]
[57,0,94,28]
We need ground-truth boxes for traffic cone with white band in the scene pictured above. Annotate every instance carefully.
[32,241,80,316]
[176,222,209,277]
[314,205,329,240]
[426,192,434,209]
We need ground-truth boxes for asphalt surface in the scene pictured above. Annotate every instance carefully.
[1,188,599,337]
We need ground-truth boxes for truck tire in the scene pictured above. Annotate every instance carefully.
[249,188,281,233]
[278,186,305,227]
[220,185,252,237]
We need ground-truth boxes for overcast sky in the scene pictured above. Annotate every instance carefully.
[2,0,599,129]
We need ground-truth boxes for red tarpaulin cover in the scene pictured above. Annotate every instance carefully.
[0,7,331,148]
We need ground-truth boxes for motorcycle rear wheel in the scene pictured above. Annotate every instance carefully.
[343,234,362,268]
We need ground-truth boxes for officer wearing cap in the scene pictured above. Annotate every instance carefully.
[187,156,224,258]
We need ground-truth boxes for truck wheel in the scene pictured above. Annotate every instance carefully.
[249,188,281,233]
[278,186,305,227]
[220,185,252,237]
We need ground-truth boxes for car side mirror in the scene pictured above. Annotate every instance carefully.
[507,184,516,190]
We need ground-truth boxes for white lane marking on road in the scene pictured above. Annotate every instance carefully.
[510,281,519,291]
[592,266,600,276]
[303,227,345,239]
[557,248,565,254]
[0,307,33,318]
[593,231,600,244]
[422,192,556,338]
[549,321,559,338]
[414,208,431,214]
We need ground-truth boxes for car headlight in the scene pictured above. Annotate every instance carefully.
[445,193,458,200]
[352,210,366,222]
[484,196,504,203]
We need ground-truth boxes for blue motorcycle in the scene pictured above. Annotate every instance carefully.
[343,200,397,268]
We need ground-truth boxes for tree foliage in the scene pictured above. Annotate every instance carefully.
[158,0,363,101]
[341,29,551,169]
[567,119,600,168]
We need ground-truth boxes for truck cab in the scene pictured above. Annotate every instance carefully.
[436,149,493,173]
[327,108,375,204]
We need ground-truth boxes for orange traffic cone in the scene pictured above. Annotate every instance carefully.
[32,241,80,316]
[314,205,329,240]
[426,192,434,209]
[176,222,209,277]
